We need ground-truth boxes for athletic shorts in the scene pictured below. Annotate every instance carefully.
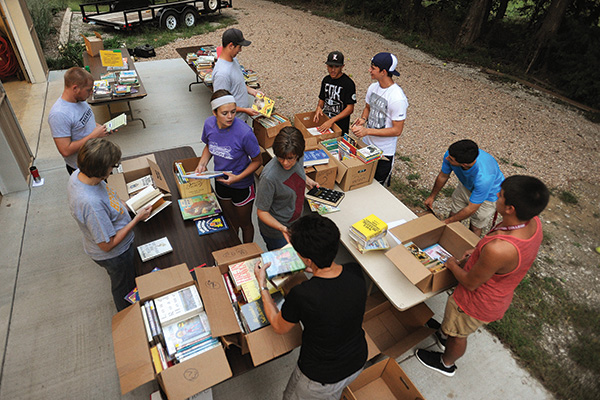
[441,295,487,338]
[450,182,497,229]
[215,181,255,207]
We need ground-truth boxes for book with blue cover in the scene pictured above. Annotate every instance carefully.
[261,246,306,279]
[303,149,329,167]
[195,214,229,236]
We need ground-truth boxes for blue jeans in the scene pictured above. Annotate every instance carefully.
[260,232,289,251]
[93,245,136,312]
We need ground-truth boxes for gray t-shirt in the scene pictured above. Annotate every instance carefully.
[256,157,306,238]
[48,98,97,169]
[67,170,134,260]
[212,57,250,122]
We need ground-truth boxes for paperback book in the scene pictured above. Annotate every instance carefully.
[178,193,221,220]
[153,285,204,326]
[162,311,212,357]
[252,93,274,117]
[261,246,306,280]
[126,186,171,222]
[303,149,329,167]
[126,174,153,195]
[350,214,388,243]
[306,198,340,215]
[104,113,127,132]
[137,237,173,262]
[195,214,229,236]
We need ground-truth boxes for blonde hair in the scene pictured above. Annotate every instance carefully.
[64,67,93,88]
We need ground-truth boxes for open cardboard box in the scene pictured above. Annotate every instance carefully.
[294,111,342,146]
[341,358,426,400]
[211,243,303,366]
[254,146,273,179]
[253,112,292,149]
[173,157,212,199]
[81,31,103,57]
[304,141,337,189]
[320,139,378,191]
[107,154,171,203]
[111,264,232,400]
[386,214,480,293]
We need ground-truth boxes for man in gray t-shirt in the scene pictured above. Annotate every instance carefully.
[213,28,261,122]
[48,67,108,174]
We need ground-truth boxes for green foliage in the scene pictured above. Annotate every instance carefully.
[26,0,67,49]
[46,41,85,69]
[558,190,578,205]
[407,173,420,181]
[389,178,430,208]
[440,187,454,197]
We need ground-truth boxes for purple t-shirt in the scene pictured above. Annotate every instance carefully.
[201,116,261,189]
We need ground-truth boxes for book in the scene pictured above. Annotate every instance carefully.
[126,186,171,222]
[261,246,306,280]
[252,93,274,117]
[126,174,153,195]
[303,149,329,167]
[104,113,127,132]
[348,233,390,253]
[162,311,212,357]
[228,258,261,289]
[195,214,229,236]
[137,237,173,262]
[306,198,340,215]
[125,287,140,304]
[305,186,345,207]
[153,285,204,326]
[182,171,231,180]
[307,127,333,136]
[150,345,164,373]
[422,243,453,263]
[356,144,383,164]
[177,193,221,220]
[350,214,388,242]
[239,292,285,333]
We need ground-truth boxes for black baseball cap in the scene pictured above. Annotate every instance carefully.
[222,28,251,47]
[326,51,344,66]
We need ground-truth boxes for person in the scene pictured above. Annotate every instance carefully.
[424,139,505,236]
[67,138,152,311]
[255,127,318,250]
[212,28,261,122]
[254,214,368,399]
[351,52,408,186]
[313,51,357,134]
[415,175,549,376]
[48,66,109,174]
[195,89,262,243]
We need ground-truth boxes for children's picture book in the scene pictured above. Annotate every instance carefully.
[229,258,261,288]
[162,311,212,356]
[178,193,221,220]
[261,246,306,280]
[153,285,204,326]
[195,214,229,236]
[423,243,453,263]
[306,198,340,215]
[137,237,173,262]
[303,149,330,167]
[104,113,127,132]
[252,93,274,117]
[305,186,345,207]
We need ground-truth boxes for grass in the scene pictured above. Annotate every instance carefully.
[558,190,579,205]
[389,177,430,208]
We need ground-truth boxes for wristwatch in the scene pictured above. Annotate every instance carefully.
[260,286,269,292]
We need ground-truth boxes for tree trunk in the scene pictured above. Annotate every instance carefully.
[526,0,573,73]
[456,0,493,47]
[494,0,510,21]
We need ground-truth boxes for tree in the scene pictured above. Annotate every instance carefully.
[456,0,493,46]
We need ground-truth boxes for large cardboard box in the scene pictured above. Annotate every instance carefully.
[107,154,171,202]
[111,264,232,400]
[173,157,212,198]
[253,112,292,149]
[254,146,273,179]
[341,358,426,400]
[386,214,480,293]
[322,139,378,191]
[294,111,342,146]
[81,32,104,57]
[362,291,434,359]
[211,243,303,366]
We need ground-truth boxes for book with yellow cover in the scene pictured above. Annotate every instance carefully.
[350,214,388,241]
[252,93,275,117]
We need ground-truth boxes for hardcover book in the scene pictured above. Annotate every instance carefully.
[162,311,212,356]
[303,149,330,167]
[137,237,173,262]
[261,246,306,280]
[153,285,204,326]
[177,193,221,220]
[126,186,171,222]
[195,214,229,236]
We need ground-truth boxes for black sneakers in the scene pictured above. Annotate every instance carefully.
[425,318,447,351]
[415,349,457,377]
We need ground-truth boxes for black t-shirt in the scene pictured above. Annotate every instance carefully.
[281,262,367,383]
[318,73,357,133]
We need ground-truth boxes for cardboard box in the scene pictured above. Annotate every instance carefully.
[386,214,480,293]
[107,154,171,202]
[254,146,273,179]
[294,112,342,146]
[211,243,303,366]
[362,291,434,359]
[112,264,232,400]
[322,139,378,191]
[173,157,212,198]
[253,112,292,149]
[304,143,337,189]
[341,358,426,400]
[81,31,104,57]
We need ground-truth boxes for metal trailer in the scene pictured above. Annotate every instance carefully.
[80,0,232,31]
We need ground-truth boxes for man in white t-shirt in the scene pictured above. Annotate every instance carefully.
[212,28,261,123]
[351,52,408,186]
[48,67,109,174]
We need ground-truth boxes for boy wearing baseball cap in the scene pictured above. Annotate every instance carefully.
[351,52,408,186]
[212,28,261,122]
[313,51,357,133]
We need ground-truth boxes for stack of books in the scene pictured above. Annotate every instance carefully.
[254,114,287,129]
[306,198,340,215]
[356,144,383,164]
[193,55,214,71]
[348,214,389,253]
[241,67,259,88]
[113,84,131,96]
[107,58,129,71]
[92,80,111,99]
[404,242,450,273]
[100,72,117,83]
[177,192,222,220]
[228,257,278,303]
[198,68,213,82]
[320,138,338,152]
[118,70,138,85]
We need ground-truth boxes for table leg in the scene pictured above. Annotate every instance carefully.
[126,101,146,128]
[106,102,146,129]
[188,74,203,92]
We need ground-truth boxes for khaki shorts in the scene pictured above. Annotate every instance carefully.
[441,295,487,338]
[450,182,497,229]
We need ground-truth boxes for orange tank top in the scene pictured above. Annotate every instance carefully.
[453,216,543,323]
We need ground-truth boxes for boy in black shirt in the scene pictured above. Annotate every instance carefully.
[313,51,357,134]
[255,214,367,400]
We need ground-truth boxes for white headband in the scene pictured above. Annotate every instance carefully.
[211,95,236,110]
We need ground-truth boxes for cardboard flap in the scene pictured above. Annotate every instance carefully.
[388,213,443,242]
[246,324,302,366]
[137,263,192,301]
[365,330,381,360]
[381,359,425,399]
[380,326,434,359]
[350,358,387,391]
[212,243,263,268]
[195,267,242,337]
[148,158,169,193]
[122,154,157,171]
[111,303,155,394]
[160,346,232,400]
[325,148,347,183]
[385,245,431,285]
[447,221,480,247]
[93,31,102,39]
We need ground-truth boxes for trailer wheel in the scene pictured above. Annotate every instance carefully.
[181,8,198,27]
[204,0,219,12]
[160,10,178,30]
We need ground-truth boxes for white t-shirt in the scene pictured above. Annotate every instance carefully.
[363,82,408,156]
